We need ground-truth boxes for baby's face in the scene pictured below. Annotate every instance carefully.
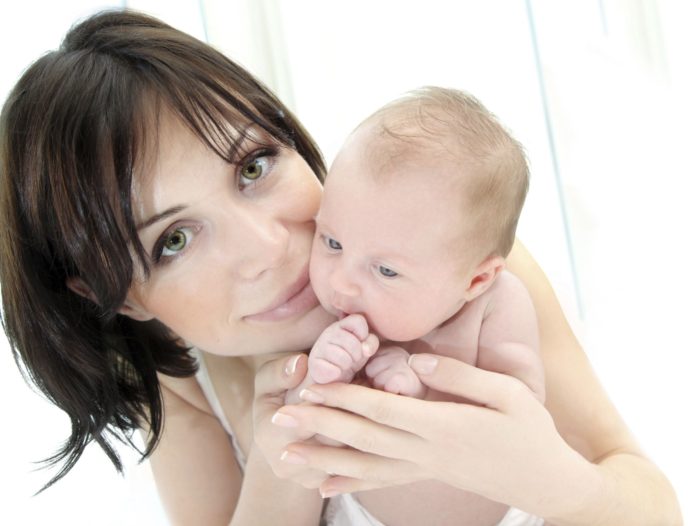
[310,130,476,341]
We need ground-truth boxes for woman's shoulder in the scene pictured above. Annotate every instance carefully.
[157,370,217,418]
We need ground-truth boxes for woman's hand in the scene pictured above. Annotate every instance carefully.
[252,353,331,489]
[272,354,604,519]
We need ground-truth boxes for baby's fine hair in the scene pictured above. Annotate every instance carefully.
[363,86,529,259]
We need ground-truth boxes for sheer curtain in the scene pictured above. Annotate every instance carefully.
[1,1,692,524]
[527,6,694,525]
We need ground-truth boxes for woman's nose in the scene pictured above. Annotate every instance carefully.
[227,207,289,280]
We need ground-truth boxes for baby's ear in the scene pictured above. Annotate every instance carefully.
[464,256,505,300]
[66,277,155,321]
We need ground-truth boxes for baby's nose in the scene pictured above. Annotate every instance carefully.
[328,267,360,298]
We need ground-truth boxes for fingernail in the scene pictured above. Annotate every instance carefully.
[299,388,324,404]
[271,411,299,427]
[320,488,341,498]
[280,450,307,465]
[362,341,373,356]
[285,354,302,376]
[408,354,438,374]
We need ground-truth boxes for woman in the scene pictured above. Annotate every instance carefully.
[0,10,680,526]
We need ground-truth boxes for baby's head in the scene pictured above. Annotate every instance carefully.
[310,87,529,341]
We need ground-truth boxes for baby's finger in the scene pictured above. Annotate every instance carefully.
[308,357,344,384]
[364,354,392,378]
[362,333,379,357]
[337,313,369,340]
[327,329,364,363]
[370,368,395,391]
[322,344,355,371]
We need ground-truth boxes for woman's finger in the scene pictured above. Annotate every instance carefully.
[252,354,328,486]
[275,402,424,459]
[254,353,308,397]
[283,442,422,488]
[293,381,469,436]
[319,476,392,496]
[253,353,315,442]
[408,353,531,412]
[294,383,481,438]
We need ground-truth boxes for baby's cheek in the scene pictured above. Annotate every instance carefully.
[308,252,330,307]
[364,311,399,342]
[371,308,424,343]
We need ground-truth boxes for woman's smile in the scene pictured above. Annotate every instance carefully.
[244,266,320,323]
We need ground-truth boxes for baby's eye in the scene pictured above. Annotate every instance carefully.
[378,265,398,278]
[324,236,342,251]
[161,227,192,258]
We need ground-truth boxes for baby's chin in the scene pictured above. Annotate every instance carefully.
[371,321,429,343]
[321,305,418,342]
[358,318,412,343]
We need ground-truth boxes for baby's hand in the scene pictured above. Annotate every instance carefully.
[308,314,378,384]
[365,347,427,398]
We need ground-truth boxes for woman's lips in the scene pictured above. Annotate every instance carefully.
[245,271,320,322]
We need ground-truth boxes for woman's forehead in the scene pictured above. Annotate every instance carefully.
[134,109,263,188]
[131,111,278,223]
[133,111,197,189]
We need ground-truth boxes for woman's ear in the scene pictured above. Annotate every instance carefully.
[464,256,505,300]
[66,277,99,304]
[66,277,155,321]
[117,300,155,322]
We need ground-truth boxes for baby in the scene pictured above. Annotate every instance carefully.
[287,86,544,405]
[286,86,546,525]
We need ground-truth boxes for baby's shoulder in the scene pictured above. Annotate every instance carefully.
[489,269,529,296]
[474,269,532,314]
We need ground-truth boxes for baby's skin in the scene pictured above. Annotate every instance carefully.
[285,271,545,407]
[308,313,425,397]
[284,271,545,525]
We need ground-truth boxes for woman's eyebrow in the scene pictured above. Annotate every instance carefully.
[136,205,186,231]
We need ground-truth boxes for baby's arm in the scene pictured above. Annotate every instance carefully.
[476,271,545,402]
[285,314,377,405]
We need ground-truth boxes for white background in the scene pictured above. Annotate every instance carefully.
[1,1,694,524]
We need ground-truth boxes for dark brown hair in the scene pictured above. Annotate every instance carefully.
[0,9,325,490]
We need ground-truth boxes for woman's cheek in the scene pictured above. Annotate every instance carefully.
[278,158,323,250]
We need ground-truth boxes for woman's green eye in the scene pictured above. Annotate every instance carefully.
[238,149,276,188]
[242,157,266,181]
[163,229,188,254]
[153,226,195,264]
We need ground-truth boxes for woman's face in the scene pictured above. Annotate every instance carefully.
[125,111,335,356]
